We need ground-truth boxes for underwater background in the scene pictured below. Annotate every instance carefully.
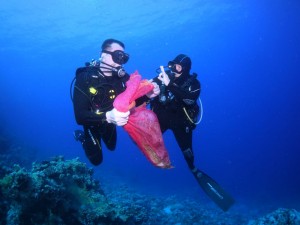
[1,0,300,224]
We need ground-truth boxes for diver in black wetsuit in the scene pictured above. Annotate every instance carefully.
[150,54,201,174]
[150,54,235,211]
[72,39,148,166]
[72,39,159,166]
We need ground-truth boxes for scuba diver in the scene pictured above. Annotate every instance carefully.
[71,39,159,166]
[151,54,201,173]
[150,54,235,211]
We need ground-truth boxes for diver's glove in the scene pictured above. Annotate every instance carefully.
[146,81,160,98]
[158,70,170,86]
[106,108,130,126]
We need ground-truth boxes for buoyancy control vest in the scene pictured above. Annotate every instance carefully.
[71,66,129,113]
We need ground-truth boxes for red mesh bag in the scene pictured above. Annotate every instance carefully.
[113,71,171,168]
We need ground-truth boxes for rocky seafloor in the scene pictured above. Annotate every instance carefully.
[1,136,299,224]
[0,156,299,225]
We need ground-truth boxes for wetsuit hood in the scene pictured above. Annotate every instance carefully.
[170,54,191,73]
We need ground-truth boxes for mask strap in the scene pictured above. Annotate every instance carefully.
[179,56,188,63]
[100,60,114,69]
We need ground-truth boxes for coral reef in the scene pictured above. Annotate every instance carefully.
[0,145,299,225]
[0,156,133,225]
[1,156,250,225]
[248,208,300,225]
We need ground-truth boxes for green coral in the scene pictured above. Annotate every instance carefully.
[0,173,13,189]
[0,156,133,225]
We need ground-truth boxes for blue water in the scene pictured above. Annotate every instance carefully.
[1,0,299,217]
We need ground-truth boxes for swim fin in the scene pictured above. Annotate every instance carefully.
[192,169,235,211]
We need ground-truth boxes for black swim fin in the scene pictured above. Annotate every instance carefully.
[193,169,235,211]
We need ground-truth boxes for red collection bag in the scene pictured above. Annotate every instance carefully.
[113,71,171,168]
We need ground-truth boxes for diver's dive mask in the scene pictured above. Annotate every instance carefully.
[168,61,181,73]
[102,50,129,65]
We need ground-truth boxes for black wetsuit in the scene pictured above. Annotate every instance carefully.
[151,71,201,169]
[72,66,129,165]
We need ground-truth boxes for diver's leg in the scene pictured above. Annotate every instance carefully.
[172,126,203,182]
[159,121,168,134]
[82,126,103,165]
[172,125,195,170]
[101,123,117,151]
[74,129,85,142]
[173,125,204,180]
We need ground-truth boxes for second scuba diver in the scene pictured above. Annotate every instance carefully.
[150,54,201,174]
[149,54,235,211]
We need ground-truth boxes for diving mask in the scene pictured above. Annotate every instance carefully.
[168,61,181,73]
[102,50,129,65]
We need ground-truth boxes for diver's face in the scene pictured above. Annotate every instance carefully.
[173,64,183,77]
[101,43,124,67]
